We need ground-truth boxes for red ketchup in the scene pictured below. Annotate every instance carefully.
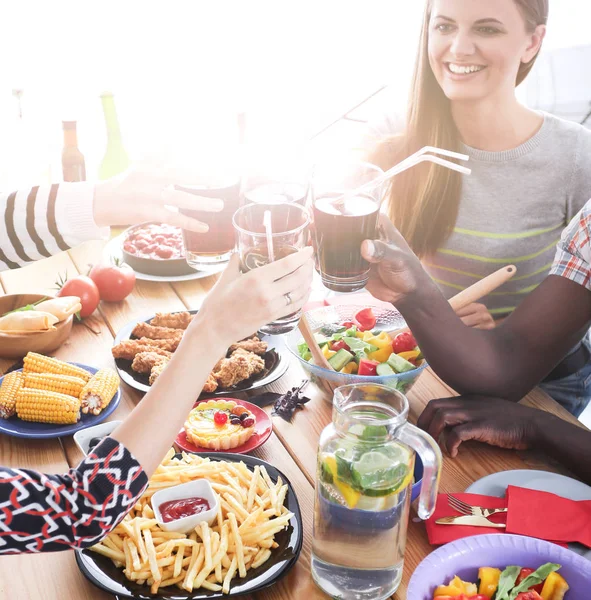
[158,496,211,523]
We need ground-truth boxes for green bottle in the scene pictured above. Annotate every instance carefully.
[98,92,129,179]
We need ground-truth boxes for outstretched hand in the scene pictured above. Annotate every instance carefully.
[93,160,225,232]
[417,396,539,457]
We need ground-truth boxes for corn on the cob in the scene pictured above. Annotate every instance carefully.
[80,369,119,416]
[0,372,24,419]
[16,389,80,424]
[23,352,91,382]
[23,373,86,397]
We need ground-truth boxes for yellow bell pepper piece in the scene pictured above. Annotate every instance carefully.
[541,572,569,600]
[478,567,501,598]
[361,330,375,341]
[368,347,393,363]
[340,362,358,374]
[434,576,477,597]
[356,330,366,339]
[398,350,421,362]
[322,345,336,360]
[364,332,395,363]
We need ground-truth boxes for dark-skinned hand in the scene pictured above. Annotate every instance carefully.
[417,396,540,458]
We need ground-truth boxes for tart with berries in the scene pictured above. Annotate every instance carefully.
[184,399,256,450]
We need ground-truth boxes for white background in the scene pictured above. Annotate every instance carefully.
[1,0,590,186]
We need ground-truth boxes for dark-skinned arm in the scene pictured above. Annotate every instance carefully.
[361,219,591,400]
[417,397,591,485]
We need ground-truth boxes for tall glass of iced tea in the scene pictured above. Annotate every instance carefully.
[311,161,384,293]
[176,175,242,271]
[233,202,310,334]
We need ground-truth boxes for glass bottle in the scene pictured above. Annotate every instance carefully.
[312,383,442,600]
[61,121,86,182]
[98,92,129,180]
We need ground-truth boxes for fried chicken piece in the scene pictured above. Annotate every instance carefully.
[131,352,170,374]
[134,336,181,352]
[149,360,170,385]
[112,341,173,362]
[228,336,268,356]
[202,373,219,394]
[213,349,265,388]
[150,312,193,330]
[131,322,183,341]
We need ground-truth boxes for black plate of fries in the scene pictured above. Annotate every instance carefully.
[75,452,303,599]
[112,310,289,395]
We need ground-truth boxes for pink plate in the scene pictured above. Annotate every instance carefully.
[175,398,273,455]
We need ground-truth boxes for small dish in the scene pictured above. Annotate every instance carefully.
[73,420,122,455]
[152,480,219,534]
[175,399,273,455]
[0,294,73,359]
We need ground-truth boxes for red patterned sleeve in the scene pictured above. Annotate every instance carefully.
[0,437,148,554]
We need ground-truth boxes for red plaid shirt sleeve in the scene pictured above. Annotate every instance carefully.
[549,204,591,290]
[0,437,148,554]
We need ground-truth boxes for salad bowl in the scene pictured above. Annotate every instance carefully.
[285,305,427,397]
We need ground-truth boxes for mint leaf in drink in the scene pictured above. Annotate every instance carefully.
[508,563,561,599]
[495,566,521,600]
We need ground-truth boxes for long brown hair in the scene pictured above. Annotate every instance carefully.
[371,0,549,258]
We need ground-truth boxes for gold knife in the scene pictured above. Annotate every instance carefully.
[436,515,506,528]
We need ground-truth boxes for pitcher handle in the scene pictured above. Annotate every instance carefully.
[398,422,442,520]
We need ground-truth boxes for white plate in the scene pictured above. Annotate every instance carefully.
[467,469,591,560]
[103,235,225,283]
[73,420,122,456]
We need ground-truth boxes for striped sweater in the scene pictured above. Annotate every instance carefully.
[366,112,591,315]
[0,182,108,271]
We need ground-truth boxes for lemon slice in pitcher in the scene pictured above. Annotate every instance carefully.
[351,448,412,497]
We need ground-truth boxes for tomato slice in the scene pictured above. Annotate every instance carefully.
[392,331,417,354]
[515,569,544,594]
[330,340,351,352]
[354,308,376,331]
[515,592,543,600]
[341,320,356,329]
[358,358,379,376]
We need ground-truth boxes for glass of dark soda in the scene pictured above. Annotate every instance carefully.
[311,161,384,293]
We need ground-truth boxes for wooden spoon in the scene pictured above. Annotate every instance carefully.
[298,313,334,370]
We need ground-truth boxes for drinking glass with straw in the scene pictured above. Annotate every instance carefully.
[311,148,471,294]
[233,202,310,334]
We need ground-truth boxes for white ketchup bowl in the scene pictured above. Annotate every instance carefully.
[152,479,219,534]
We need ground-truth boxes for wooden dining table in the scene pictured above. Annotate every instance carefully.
[0,238,586,600]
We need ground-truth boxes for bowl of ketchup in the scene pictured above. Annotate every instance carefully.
[152,479,219,533]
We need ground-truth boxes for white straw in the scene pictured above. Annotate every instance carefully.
[263,210,275,262]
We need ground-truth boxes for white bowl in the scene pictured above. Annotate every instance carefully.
[152,479,219,534]
[73,420,123,455]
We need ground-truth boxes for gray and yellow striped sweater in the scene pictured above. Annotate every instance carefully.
[422,113,591,316]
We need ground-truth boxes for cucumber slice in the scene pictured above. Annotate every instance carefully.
[328,348,354,371]
[376,363,395,376]
[387,353,416,373]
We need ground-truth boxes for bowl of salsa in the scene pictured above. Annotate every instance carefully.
[121,222,197,276]
[152,479,219,533]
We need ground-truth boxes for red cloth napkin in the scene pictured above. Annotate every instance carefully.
[425,493,507,545]
[506,485,591,547]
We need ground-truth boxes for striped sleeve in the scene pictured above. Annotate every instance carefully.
[549,201,591,290]
[0,183,109,271]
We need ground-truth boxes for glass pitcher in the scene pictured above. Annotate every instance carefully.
[311,384,442,600]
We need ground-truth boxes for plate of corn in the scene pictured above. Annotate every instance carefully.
[0,352,121,439]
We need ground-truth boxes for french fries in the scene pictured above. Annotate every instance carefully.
[90,450,292,595]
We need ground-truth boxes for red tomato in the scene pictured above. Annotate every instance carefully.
[354,308,376,331]
[341,321,356,329]
[57,275,100,318]
[330,340,351,352]
[515,569,544,594]
[89,262,136,303]
[392,331,417,354]
[515,592,543,600]
[358,359,379,376]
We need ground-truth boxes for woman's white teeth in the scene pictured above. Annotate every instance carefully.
[448,63,484,74]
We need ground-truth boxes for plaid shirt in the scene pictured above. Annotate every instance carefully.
[549,202,591,290]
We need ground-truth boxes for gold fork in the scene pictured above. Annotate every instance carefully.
[448,494,508,518]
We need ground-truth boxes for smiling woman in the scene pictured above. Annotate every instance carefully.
[368,0,591,415]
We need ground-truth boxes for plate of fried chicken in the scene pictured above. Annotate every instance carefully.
[111,310,288,395]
